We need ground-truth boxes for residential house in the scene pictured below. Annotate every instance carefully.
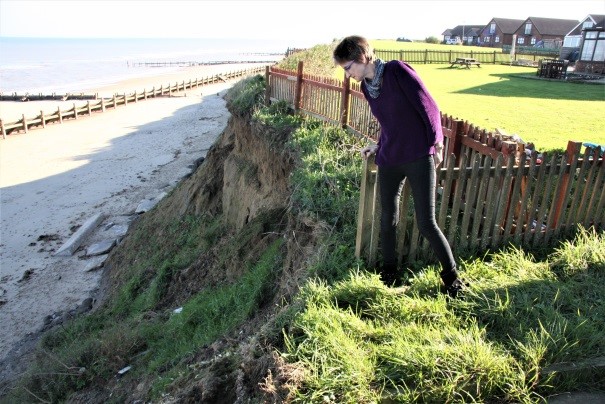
[478,18,524,48]
[576,20,605,74]
[512,17,578,49]
[442,25,485,45]
[560,14,605,73]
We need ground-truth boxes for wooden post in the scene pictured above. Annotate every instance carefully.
[22,114,28,133]
[124,93,128,105]
[73,103,78,120]
[552,141,582,228]
[101,98,106,112]
[355,154,379,266]
[57,107,63,123]
[87,101,92,115]
[1,119,6,139]
[340,75,351,128]
[294,61,304,112]
[264,66,271,106]
[134,91,138,103]
[40,110,46,128]
[447,119,464,167]
[112,95,117,109]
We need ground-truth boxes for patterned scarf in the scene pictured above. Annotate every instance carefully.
[364,58,385,99]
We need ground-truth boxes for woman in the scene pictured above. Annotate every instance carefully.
[333,35,464,297]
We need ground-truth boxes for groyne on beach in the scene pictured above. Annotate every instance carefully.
[0,64,270,138]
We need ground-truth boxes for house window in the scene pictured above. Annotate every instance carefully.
[580,31,605,61]
[489,23,496,34]
[495,36,500,43]
[517,37,525,45]
[582,21,594,29]
[531,37,536,45]
[484,36,491,43]
[525,23,532,35]
[564,36,581,47]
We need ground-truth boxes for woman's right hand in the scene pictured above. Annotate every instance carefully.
[360,144,378,160]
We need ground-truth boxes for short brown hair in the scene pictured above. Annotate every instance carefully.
[333,35,375,64]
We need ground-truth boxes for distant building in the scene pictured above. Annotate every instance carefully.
[575,18,605,74]
[478,18,525,48]
[442,25,485,46]
[512,17,578,49]
[560,14,605,74]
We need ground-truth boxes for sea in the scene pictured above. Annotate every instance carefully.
[0,37,306,95]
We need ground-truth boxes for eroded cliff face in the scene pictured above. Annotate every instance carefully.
[96,110,320,402]
[164,115,293,231]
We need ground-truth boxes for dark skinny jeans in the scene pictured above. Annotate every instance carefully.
[378,156,458,284]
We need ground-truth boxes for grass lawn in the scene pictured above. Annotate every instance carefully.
[412,63,605,152]
[364,40,605,152]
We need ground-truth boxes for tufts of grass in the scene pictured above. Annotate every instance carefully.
[282,226,605,402]
[110,214,218,317]
[286,121,367,282]
[225,74,266,116]
[145,237,284,374]
[278,43,339,76]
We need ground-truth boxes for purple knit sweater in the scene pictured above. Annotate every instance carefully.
[361,60,443,167]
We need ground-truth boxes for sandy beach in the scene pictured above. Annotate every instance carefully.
[0,62,270,375]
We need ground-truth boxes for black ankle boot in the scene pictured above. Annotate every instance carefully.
[379,262,400,287]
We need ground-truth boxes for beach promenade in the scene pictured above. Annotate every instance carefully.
[0,63,266,374]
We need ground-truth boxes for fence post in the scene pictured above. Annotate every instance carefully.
[340,75,351,128]
[294,61,304,112]
[73,103,78,120]
[57,107,63,123]
[552,141,582,228]
[447,119,464,166]
[22,114,28,133]
[101,98,106,112]
[265,65,271,106]
[355,154,379,266]
[40,110,46,128]
[87,101,92,115]
[0,119,5,139]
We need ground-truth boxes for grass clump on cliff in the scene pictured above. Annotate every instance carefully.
[10,208,286,403]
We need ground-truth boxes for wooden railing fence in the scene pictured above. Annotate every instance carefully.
[1,67,266,139]
[265,61,605,265]
[374,48,556,65]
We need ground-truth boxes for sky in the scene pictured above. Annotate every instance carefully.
[1,0,604,46]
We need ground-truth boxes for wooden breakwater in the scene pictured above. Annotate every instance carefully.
[1,66,265,138]
[129,60,279,67]
[0,93,98,102]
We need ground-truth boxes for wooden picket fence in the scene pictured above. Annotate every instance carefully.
[265,62,605,265]
[1,67,266,138]
[356,143,604,267]
[373,48,557,65]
